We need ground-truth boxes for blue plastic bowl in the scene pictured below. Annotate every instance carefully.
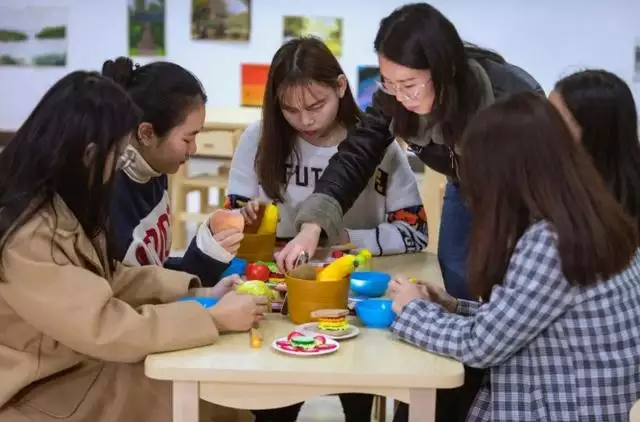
[220,257,247,278]
[350,271,391,297]
[178,296,219,308]
[355,298,396,328]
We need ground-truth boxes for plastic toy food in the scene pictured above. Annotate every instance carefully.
[245,263,270,281]
[275,331,337,353]
[250,327,263,348]
[316,254,357,281]
[235,280,276,299]
[256,203,279,234]
[355,249,373,271]
[209,209,245,233]
[311,309,353,337]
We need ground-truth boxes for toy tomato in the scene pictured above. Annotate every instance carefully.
[245,263,270,281]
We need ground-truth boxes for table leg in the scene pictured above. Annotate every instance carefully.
[173,381,199,422]
[408,388,436,422]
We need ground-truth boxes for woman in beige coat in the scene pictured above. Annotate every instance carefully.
[0,71,263,422]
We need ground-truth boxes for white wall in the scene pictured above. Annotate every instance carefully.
[1,0,639,130]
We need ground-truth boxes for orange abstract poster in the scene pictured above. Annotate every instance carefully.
[241,63,269,107]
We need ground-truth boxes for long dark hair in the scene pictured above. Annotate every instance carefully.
[373,3,483,145]
[257,37,363,202]
[0,71,140,273]
[460,92,637,300]
[102,57,207,139]
[554,69,640,229]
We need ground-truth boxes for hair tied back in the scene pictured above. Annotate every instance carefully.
[101,56,138,88]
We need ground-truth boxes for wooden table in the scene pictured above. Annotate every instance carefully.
[631,400,640,422]
[145,253,463,422]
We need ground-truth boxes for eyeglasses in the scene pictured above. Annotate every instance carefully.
[116,148,136,170]
[376,80,426,102]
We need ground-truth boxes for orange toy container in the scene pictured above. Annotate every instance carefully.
[237,232,276,262]
[285,272,350,324]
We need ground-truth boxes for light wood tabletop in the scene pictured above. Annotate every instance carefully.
[145,252,463,422]
[631,400,640,422]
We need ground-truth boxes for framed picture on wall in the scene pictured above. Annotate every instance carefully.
[357,65,380,110]
[128,0,166,57]
[283,16,343,56]
[241,63,269,107]
[192,0,251,41]
[0,4,67,67]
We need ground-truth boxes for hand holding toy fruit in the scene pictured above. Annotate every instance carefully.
[235,280,279,301]
[208,210,245,254]
[239,199,261,225]
[418,281,458,313]
[208,291,269,333]
[189,274,244,299]
[387,275,424,314]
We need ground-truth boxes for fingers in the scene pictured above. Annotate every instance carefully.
[392,274,410,285]
[275,244,292,274]
[223,274,243,286]
[213,228,243,241]
[286,245,308,273]
[218,232,244,254]
[248,201,260,219]
[391,300,403,314]
[252,295,269,305]
[254,304,270,315]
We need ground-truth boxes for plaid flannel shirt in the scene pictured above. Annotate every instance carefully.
[391,221,640,421]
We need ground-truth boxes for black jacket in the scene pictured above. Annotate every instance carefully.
[294,51,543,244]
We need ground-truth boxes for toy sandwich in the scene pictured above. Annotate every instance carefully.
[310,309,353,337]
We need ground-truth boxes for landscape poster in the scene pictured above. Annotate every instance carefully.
[0,5,67,67]
[128,0,165,57]
[192,0,251,41]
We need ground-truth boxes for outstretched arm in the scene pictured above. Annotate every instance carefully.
[295,107,395,244]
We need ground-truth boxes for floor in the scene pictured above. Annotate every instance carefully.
[297,396,395,422]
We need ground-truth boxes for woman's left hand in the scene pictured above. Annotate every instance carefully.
[387,275,424,314]
[189,274,244,299]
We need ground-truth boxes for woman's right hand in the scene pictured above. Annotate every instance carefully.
[275,223,322,273]
[419,282,458,313]
[208,291,269,333]
[239,199,261,225]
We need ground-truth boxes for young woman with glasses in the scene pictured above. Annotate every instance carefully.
[275,3,542,421]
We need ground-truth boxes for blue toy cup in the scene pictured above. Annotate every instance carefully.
[350,271,391,298]
[220,257,247,278]
[178,296,219,308]
[355,298,396,328]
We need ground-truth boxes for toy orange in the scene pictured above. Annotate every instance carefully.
[209,209,245,233]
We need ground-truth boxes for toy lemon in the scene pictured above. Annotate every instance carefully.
[257,203,278,234]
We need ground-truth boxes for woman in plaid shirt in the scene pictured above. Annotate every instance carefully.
[388,92,640,421]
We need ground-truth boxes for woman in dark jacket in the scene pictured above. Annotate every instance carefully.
[276,4,542,421]
[277,2,542,298]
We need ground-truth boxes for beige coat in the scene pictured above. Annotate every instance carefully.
[0,197,252,422]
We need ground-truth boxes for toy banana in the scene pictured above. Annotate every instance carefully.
[317,255,357,281]
[257,203,279,234]
[354,249,373,271]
